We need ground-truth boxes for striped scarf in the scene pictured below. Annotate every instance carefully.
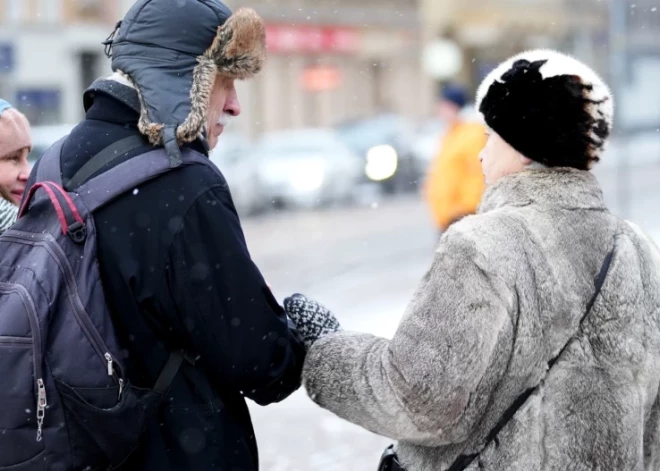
[0,198,18,235]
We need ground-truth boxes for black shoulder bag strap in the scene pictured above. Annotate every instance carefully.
[65,135,148,190]
[152,350,198,396]
[447,239,617,471]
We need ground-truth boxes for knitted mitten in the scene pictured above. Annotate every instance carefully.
[283,294,341,348]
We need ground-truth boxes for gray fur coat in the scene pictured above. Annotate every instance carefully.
[303,168,660,470]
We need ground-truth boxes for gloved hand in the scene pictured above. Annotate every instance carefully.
[283,294,341,348]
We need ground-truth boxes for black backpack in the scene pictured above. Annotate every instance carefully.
[0,136,209,470]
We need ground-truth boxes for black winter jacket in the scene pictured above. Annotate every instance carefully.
[27,80,306,470]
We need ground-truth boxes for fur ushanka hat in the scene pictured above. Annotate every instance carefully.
[476,49,614,170]
[105,0,266,164]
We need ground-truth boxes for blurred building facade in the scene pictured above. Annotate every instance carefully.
[2,0,658,138]
[227,0,424,137]
[418,0,611,116]
[420,0,660,132]
[0,0,425,137]
[0,0,123,126]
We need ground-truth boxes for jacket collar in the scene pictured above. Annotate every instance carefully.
[479,167,606,213]
[84,78,141,115]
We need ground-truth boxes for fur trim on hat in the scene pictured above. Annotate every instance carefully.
[136,7,266,146]
[476,49,613,170]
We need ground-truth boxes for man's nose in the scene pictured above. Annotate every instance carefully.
[224,90,241,117]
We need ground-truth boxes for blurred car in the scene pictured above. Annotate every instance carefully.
[334,114,421,194]
[411,118,445,167]
[209,131,263,216]
[28,124,76,169]
[247,128,363,210]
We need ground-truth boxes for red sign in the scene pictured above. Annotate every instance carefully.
[300,66,343,92]
[266,25,360,54]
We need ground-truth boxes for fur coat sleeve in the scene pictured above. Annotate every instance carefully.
[303,225,517,447]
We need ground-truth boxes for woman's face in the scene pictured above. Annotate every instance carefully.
[479,130,530,186]
[0,147,30,204]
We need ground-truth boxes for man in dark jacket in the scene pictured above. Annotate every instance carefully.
[26,1,306,470]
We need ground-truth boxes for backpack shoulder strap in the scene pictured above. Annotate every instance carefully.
[65,135,149,191]
[35,136,68,185]
[75,146,210,213]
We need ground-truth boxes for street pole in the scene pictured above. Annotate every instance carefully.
[609,0,630,219]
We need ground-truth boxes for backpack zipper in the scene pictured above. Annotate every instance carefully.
[37,378,46,442]
[2,231,122,382]
[104,353,124,399]
[0,282,45,441]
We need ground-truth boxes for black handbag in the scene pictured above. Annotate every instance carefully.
[379,241,616,471]
[378,445,405,471]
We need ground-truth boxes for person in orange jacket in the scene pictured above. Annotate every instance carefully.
[424,84,487,234]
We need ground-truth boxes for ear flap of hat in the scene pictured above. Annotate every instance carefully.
[171,8,266,145]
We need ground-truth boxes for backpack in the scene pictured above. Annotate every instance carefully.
[0,136,209,470]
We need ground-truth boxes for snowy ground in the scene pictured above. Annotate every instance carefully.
[239,159,660,471]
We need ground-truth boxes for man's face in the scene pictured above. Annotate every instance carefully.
[0,146,30,204]
[206,75,241,150]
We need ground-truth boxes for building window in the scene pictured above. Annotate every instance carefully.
[62,0,105,23]
[15,88,62,126]
[75,0,104,22]
[38,0,62,23]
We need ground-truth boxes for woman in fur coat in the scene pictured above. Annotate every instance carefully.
[284,49,660,471]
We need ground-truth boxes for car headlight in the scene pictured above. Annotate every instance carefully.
[289,161,325,192]
[365,145,398,181]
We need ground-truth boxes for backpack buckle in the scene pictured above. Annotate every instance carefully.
[67,221,87,244]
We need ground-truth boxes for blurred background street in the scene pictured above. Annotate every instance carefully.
[1,0,659,469]
[245,197,431,471]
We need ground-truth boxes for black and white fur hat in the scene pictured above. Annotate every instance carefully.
[476,49,614,170]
